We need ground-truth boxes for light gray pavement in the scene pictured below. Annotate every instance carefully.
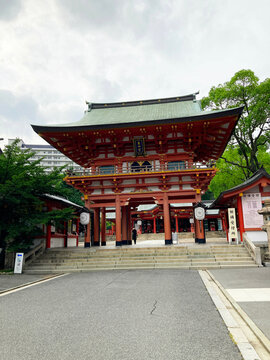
[0,273,49,292]
[210,268,270,340]
[0,270,242,360]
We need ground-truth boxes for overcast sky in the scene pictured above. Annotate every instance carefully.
[0,0,269,146]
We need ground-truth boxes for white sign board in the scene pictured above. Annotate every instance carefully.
[242,193,264,228]
[14,253,24,274]
[228,208,237,238]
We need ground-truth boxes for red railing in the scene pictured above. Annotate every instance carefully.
[67,161,216,177]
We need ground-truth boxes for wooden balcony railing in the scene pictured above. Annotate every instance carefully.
[66,161,216,177]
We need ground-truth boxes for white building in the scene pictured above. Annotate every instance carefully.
[8,138,84,173]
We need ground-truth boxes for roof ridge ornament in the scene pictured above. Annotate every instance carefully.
[86,101,92,112]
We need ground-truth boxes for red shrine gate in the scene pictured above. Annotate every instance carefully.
[32,94,243,246]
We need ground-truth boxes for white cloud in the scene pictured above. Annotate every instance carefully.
[0,0,269,146]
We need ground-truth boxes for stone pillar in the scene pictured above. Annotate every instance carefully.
[94,208,100,246]
[101,207,106,246]
[115,195,122,246]
[163,192,172,245]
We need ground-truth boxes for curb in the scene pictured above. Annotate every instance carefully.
[207,270,270,355]
[199,270,261,360]
[0,273,66,295]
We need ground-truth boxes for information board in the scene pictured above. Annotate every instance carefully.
[241,193,263,228]
[228,208,237,238]
[14,253,24,274]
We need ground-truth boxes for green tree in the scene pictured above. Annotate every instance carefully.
[209,145,270,198]
[0,140,75,255]
[202,69,270,176]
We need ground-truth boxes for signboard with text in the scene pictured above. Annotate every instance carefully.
[241,193,263,228]
[228,208,237,238]
[14,253,24,274]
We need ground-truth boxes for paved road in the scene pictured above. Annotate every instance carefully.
[0,270,242,360]
[211,267,270,340]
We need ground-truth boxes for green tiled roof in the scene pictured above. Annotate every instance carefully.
[73,98,201,127]
[32,94,243,132]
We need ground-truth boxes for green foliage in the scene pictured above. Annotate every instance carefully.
[202,69,270,176]
[209,145,270,198]
[0,140,76,251]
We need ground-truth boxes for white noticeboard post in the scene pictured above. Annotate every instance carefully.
[228,208,238,244]
[14,253,24,274]
[241,193,264,228]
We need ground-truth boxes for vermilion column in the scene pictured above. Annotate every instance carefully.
[76,218,80,247]
[94,208,100,246]
[115,195,122,246]
[163,192,172,245]
[101,207,106,246]
[127,206,132,245]
[84,199,91,248]
[237,195,245,242]
[46,223,51,248]
[153,217,156,233]
[122,206,128,245]
[64,221,67,247]
[175,215,179,232]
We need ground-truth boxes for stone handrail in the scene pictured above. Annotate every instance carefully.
[23,239,46,266]
[243,232,262,266]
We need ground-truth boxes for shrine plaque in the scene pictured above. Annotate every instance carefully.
[241,193,263,228]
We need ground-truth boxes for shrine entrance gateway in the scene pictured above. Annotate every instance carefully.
[31,93,243,246]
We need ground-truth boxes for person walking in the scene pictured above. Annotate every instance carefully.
[132,227,137,245]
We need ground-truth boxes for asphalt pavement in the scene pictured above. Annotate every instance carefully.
[0,270,242,360]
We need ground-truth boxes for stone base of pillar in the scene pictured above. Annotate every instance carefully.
[116,241,122,247]
[122,240,128,245]
[195,237,206,244]
[127,240,132,245]
[93,242,100,246]
[101,242,106,246]
[165,239,172,245]
[85,242,90,248]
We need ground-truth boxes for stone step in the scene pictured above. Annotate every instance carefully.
[24,262,258,274]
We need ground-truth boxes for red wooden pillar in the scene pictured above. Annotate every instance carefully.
[46,223,51,248]
[175,215,179,232]
[112,222,116,235]
[101,207,106,246]
[76,218,80,247]
[94,208,100,246]
[84,199,91,248]
[115,195,122,246]
[127,206,132,245]
[163,192,172,244]
[122,206,128,245]
[153,216,156,233]
[237,195,245,242]
[46,205,52,248]
[64,221,67,247]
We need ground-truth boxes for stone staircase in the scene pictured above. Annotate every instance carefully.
[24,244,259,274]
